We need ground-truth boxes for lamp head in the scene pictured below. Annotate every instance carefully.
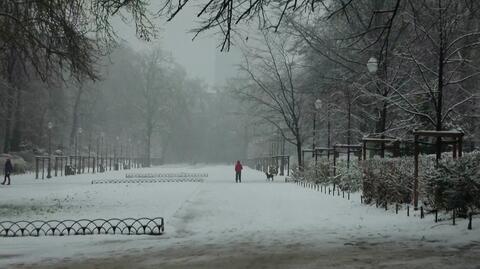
[367,57,378,74]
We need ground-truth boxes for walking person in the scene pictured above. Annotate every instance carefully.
[2,158,13,185]
[235,160,243,183]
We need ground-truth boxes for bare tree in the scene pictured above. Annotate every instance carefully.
[235,31,308,168]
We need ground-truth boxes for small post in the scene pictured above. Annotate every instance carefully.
[420,206,424,219]
[348,192,350,200]
[395,204,399,214]
[468,213,472,230]
[452,209,456,225]
[407,205,410,216]
[35,157,39,179]
[385,202,388,211]
[342,191,344,198]
[435,210,438,223]
[60,157,64,176]
[413,134,419,210]
[42,158,45,179]
[55,157,59,177]
[458,136,463,158]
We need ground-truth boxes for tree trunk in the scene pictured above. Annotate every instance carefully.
[10,87,23,151]
[296,127,303,170]
[435,1,444,164]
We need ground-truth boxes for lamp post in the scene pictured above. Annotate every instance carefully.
[77,127,83,173]
[100,132,105,172]
[327,102,331,160]
[128,138,132,169]
[313,99,322,157]
[115,136,119,170]
[47,122,53,178]
[367,57,385,157]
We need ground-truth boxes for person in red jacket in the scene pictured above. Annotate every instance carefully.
[235,160,243,183]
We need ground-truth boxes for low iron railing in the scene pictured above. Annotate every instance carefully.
[125,172,208,178]
[91,178,204,184]
[0,217,164,237]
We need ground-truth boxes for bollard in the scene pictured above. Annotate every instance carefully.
[385,202,388,211]
[420,206,424,219]
[360,195,363,204]
[348,192,350,200]
[452,209,456,225]
[435,210,438,223]
[35,157,39,179]
[395,204,399,214]
[468,213,472,230]
[342,191,344,198]
[407,205,410,217]
[42,158,45,179]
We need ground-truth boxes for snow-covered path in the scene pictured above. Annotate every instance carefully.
[1,165,479,268]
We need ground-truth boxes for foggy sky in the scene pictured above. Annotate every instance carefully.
[114,4,243,89]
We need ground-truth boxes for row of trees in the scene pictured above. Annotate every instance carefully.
[0,1,257,164]
[232,0,480,167]
[0,42,249,164]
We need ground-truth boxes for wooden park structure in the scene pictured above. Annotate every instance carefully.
[332,144,362,176]
[361,134,402,159]
[412,130,464,209]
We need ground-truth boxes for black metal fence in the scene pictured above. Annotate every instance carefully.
[0,217,164,237]
[92,178,205,184]
[35,156,145,179]
[125,172,209,178]
[292,179,478,231]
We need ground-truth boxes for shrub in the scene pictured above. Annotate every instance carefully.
[423,153,480,214]
[363,157,414,205]
[296,158,362,191]
[334,159,362,192]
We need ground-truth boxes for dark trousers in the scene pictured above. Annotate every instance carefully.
[2,173,10,185]
[235,172,241,183]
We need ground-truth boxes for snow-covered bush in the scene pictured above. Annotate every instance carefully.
[334,159,362,192]
[363,157,414,205]
[423,153,480,214]
[295,158,361,191]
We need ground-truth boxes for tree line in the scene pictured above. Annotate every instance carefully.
[230,0,480,167]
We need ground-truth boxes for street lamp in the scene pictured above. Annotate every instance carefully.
[115,136,119,170]
[128,138,132,169]
[313,99,322,157]
[77,127,83,173]
[47,122,53,178]
[100,132,105,172]
[367,57,378,74]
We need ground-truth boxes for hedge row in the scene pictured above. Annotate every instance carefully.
[297,153,480,213]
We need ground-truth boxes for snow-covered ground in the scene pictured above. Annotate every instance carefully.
[0,165,479,268]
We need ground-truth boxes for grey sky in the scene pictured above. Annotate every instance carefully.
[115,4,243,89]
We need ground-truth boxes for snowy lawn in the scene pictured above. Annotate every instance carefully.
[0,165,479,268]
